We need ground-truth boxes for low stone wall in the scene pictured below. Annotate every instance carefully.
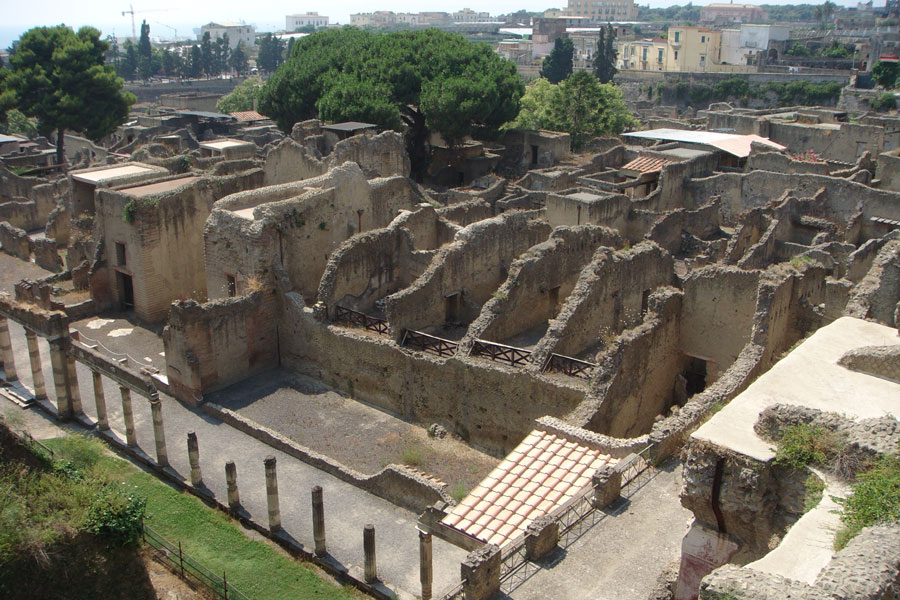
[0,222,31,260]
[844,239,900,327]
[203,402,452,512]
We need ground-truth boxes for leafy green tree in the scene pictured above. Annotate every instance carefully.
[201,31,213,77]
[503,73,636,150]
[257,33,285,74]
[0,69,15,128]
[120,40,138,80]
[785,42,811,57]
[230,41,248,76]
[541,37,574,83]
[593,24,618,84]
[215,76,263,113]
[6,25,135,163]
[873,61,900,89]
[161,48,181,77]
[189,44,203,78]
[259,28,523,178]
[138,20,152,79]
[213,34,229,76]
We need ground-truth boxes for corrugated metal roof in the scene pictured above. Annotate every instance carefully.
[623,128,785,158]
[440,429,616,548]
[323,122,377,132]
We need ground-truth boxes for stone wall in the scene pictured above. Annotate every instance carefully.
[468,225,622,346]
[844,238,900,327]
[680,267,760,376]
[0,222,31,260]
[746,151,832,176]
[531,241,676,363]
[163,291,279,402]
[0,167,68,232]
[574,288,684,438]
[545,192,631,233]
[385,211,551,336]
[279,294,586,455]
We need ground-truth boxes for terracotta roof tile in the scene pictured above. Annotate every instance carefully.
[620,155,676,174]
[440,428,617,547]
[229,110,269,122]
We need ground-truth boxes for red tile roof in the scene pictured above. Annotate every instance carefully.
[440,429,616,547]
[229,110,269,122]
[620,155,677,174]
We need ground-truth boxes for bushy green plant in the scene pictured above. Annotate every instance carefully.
[85,485,147,546]
[869,92,897,112]
[834,453,900,548]
[773,423,843,470]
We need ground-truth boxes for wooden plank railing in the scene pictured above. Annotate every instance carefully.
[543,353,598,380]
[334,305,390,335]
[400,329,458,357]
[470,339,531,367]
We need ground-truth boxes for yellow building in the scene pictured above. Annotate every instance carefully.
[618,38,669,71]
[666,26,722,72]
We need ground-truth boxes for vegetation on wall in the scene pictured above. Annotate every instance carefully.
[652,76,843,108]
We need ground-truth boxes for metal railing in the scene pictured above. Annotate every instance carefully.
[400,329,458,357]
[619,445,654,493]
[470,339,531,367]
[142,521,250,600]
[333,305,390,335]
[543,353,598,380]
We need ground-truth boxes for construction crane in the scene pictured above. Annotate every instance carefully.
[154,22,178,42]
[121,4,166,39]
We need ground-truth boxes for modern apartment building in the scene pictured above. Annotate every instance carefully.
[564,0,638,23]
[286,13,329,30]
[199,22,256,48]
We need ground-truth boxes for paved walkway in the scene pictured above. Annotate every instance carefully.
[506,461,691,600]
[2,319,468,599]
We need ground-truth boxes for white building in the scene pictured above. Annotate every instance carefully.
[199,22,256,48]
[720,24,789,65]
[453,8,490,22]
[286,12,329,30]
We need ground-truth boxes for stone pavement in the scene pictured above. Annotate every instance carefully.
[505,460,691,600]
[2,318,469,599]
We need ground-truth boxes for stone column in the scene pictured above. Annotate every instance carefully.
[187,432,202,487]
[364,524,377,583]
[419,530,433,600]
[25,330,46,400]
[120,386,137,447]
[150,395,168,467]
[91,370,109,430]
[0,317,18,381]
[461,544,501,600]
[312,485,326,557]
[264,456,281,531]
[593,463,623,509]
[66,354,82,414]
[525,515,559,561]
[225,461,240,509]
[48,339,70,417]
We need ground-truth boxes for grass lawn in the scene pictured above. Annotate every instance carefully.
[45,435,361,600]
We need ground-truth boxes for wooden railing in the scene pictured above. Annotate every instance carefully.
[400,329,458,357]
[333,305,390,335]
[543,353,598,380]
[470,339,531,367]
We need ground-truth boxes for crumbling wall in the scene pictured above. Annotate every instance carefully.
[0,222,31,260]
[574,288,684,438]
[31,238,64,273]
[468,225,622,345]
[261,138,325,186]
[545,192,631,232]
[163,291,279,402]
[0,168,69,232]
[646,200,723,256]
[385,211,551,335]
[437,199,493,226]
[747,151,831,176]
[327,131,410,179]
[532,242,676,363]
[681,267,760,376]
[844,238,900,327]
[279,294,585,454]
[767,120,884,162]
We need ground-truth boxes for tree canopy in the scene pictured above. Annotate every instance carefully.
[504,73,637,150]
[216,76,263,114]
[541,37,574,84]
[5,25,135,163]
[259,28,524,177]
[873,61,900,90]
[593,25,618,84]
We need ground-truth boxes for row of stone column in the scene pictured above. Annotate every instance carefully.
[189,440,434,598]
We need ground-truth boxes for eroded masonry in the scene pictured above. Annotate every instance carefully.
[1,104,898,600]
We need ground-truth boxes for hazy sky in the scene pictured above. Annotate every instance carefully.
[1,0,870,47]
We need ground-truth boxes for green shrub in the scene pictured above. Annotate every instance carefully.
[834,454,900,549]
[869,92,897,112]
[85,485,147,546]
[803,473,825,513]
[122,200,137,223]
[450,483,469,503]
[400,445,424,467]
[773,423,843,470]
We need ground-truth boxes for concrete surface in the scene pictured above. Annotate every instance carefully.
[1,318,469,599]
[692,317,900,461]
[746,472,850,584]
[507,461,691,600]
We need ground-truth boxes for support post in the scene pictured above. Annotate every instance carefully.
[120,386,137,447]
[25,329,46,400]
[91,370,109,430]
[312,485,326,557]
[264,455,281,531]
[66,353,82,415]
[419,529,433,600]
[187,432,202,487]
[461,545,502,600]
[364,524,377,583]
[0,317,18,381]
[48,338,70,417]
[150,394,168,467]
[225,461,240,509]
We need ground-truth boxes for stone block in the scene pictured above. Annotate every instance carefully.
[461,544,501,600]
[525,515,559,561]
[593,463,622,508]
